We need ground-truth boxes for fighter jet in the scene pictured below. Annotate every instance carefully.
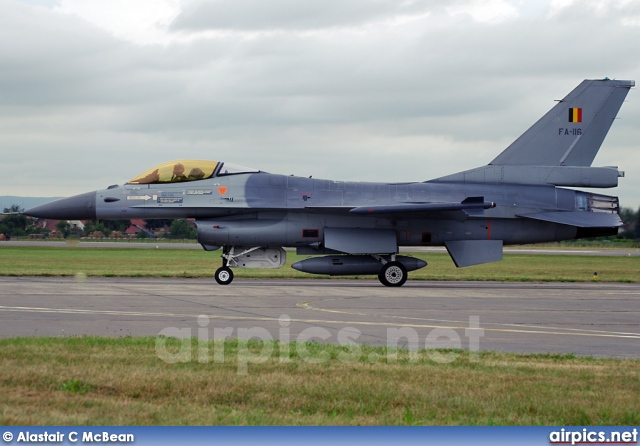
[25,79,634,286]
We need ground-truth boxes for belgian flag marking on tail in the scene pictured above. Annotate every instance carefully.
[568,107,582,123]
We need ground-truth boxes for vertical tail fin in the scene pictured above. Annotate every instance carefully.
[490,79,634,167]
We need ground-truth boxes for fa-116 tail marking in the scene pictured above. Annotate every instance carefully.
[25,79,634,286]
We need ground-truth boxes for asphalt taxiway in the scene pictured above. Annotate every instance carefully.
[0,277,638,358]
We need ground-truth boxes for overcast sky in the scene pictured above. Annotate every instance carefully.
[2,0,639,208]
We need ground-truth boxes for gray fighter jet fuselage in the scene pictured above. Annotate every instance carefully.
[25,79,634,286]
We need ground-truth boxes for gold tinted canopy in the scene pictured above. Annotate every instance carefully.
[128,160,219,184]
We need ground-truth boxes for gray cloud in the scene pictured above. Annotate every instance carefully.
[1,0,639,209]
[170,0,442,31]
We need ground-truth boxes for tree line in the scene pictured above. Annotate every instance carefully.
[1,205,196,239]
[618,207,640,240]
[2,203,640,241]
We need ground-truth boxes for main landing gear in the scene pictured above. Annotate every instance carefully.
[378,261,408,287]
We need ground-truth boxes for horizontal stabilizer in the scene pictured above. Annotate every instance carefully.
[431,165,622,188]
[349,197,495,215]
[444,240,503,268]
[518,211,622,228]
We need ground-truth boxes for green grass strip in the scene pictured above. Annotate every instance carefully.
[0,246,638,282]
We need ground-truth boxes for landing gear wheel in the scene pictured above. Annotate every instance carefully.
[378,261,407,287]
[215,266,234,285]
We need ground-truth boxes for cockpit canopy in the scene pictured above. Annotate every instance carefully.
[128,160,259,184]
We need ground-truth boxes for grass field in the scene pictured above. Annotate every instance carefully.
[0,245,638,282]
[1,337,639,425]
[1,245,638,426]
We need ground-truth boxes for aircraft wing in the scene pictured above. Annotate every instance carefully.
[306,197,495,215]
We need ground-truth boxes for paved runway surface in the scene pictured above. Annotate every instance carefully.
[1,277,638,358]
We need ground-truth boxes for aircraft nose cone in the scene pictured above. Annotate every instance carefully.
[24,191,97,220]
